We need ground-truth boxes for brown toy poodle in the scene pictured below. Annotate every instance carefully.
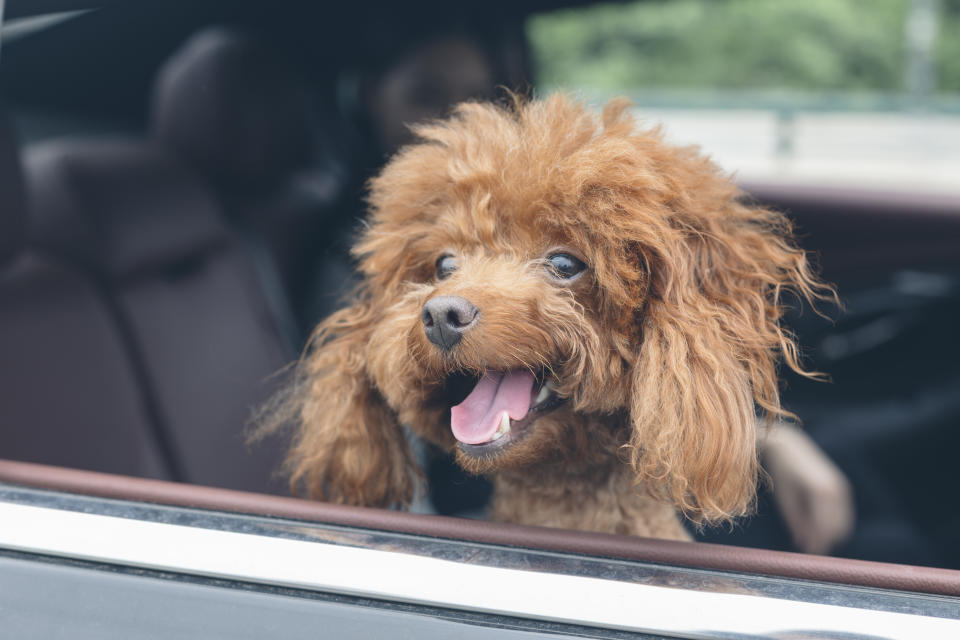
[266,95,833,540]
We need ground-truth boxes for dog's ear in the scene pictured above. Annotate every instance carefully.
[625,200,830,525]
[276,300,419,508]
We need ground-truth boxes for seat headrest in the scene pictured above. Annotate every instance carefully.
[25,139,228,277]
[151,28,317,188]
[0,111,26,265]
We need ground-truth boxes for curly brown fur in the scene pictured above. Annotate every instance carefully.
[262,94,832,538]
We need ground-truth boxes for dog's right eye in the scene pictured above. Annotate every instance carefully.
[546,253,587,280]
[436,255,458,280]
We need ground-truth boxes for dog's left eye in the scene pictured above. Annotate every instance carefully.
[436,255,458,280]
[546,253,587,280]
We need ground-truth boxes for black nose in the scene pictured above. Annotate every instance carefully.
[421,296,479,351]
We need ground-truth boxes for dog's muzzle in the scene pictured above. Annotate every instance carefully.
[421,295,479,351]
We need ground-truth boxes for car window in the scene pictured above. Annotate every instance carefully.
[0,0,958,587]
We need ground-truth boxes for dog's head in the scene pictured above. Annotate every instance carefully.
[277,95,829,524]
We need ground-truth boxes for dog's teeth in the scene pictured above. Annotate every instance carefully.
[535,381,553,406]
[492,413,511,440]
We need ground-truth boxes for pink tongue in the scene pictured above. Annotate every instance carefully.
[450,370,535,445]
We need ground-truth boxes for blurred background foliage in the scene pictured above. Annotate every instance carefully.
[940,0,960,90]
[529,0,960,94]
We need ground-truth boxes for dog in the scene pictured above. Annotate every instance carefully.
[265,94,833,540]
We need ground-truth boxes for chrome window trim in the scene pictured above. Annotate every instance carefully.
[1,488,958,640]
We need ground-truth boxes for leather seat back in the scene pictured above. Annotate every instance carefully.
[0,113,171,479]
[152,28,348,333]
[25,137,290,493]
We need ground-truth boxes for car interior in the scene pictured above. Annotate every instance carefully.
[1,0,959,594]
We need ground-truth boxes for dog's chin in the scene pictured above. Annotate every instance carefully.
[429,368,565,472]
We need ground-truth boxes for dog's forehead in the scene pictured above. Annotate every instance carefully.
[408,152,677,256]
[423,190,583,255]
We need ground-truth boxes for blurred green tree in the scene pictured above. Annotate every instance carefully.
[939,0,960,91]
[528,0,958,94]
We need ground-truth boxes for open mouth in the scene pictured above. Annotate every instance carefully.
[441,369,563,457]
